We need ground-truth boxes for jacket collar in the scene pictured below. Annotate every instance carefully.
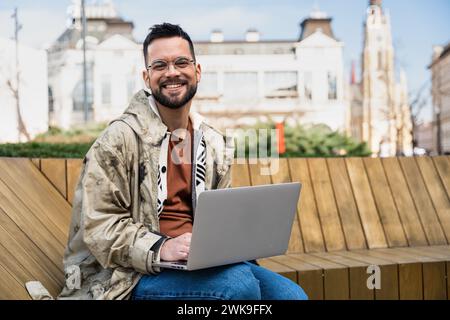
[117,89,207,146]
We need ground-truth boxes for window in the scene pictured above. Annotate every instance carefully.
[72,63,93,111]
[304,72,312,100]
[197,72,219,98]
[102,75,111,105]
[328,72,337,100]
[223,72,258,101]
[264,71,297,98]
[72,80,93,111]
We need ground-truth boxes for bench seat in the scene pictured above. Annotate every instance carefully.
[258,245,450,300]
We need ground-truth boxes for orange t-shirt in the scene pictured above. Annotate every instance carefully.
[159,120,194,238]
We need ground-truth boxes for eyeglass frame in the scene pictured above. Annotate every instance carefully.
[146,56,196,73]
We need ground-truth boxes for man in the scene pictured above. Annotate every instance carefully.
[58,23,307,300]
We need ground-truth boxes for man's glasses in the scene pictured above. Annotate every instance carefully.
[147,57,196,73]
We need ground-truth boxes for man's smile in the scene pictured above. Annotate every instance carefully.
[161,80,187,94]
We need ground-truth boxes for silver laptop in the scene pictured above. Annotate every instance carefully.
[153,182,301,271]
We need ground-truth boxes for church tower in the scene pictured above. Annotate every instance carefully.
[360,0,412,156]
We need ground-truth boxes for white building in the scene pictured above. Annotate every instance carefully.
[48,0,142,129]
[49,2,348,133]
[430,42,450,154]
[350,0,412,156]
[0,37,48,143]
[193,8,348,132]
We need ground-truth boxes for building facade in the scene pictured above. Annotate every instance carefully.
[0,37,48,143]
[193,8,348,132]
[430,42,450,155]
[414,121,434,154]
[350,0,413,156]
[48,2,348,133]
[48,0,142,129]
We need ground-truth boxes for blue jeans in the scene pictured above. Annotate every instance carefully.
[131,262,308,300]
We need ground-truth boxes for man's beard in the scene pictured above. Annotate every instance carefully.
[151,81,198,110]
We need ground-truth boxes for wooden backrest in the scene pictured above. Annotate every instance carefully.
[0,158,71,299]
[0,156,449,299]
[30,156,450,254]
[232,157,450,254]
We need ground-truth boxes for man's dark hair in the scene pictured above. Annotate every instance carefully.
[143,23,196,65]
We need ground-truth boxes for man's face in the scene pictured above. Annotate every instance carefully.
[143,37,201,110]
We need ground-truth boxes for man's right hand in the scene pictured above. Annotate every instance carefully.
[160,232,191,261]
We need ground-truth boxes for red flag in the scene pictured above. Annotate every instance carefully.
[275,122,286,155]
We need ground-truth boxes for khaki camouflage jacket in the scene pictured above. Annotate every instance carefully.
[57,89,234,300]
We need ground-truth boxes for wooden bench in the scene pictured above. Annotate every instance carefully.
[0,156,449,299]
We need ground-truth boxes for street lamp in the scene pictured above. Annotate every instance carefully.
[81,0,88,123]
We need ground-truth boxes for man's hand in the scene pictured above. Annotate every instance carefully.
[160,232,191,261]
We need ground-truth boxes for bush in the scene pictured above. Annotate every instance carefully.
[0,121,371,159]
[234,122,371,158]
[0,142,92,158]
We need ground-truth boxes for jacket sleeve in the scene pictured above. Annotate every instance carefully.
[80,136,162,274]
[216,133,235,189]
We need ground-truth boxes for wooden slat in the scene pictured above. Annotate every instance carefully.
[346,158,387,249]
[312,252,373,300]
[363,158,408,247]
[359,248,423,299]
[288,158,325,253]
[256,258,297,283]
[397,246,450,261]
[290,253,349,300]
[270,255,323,300]
[0,263,30,299]
[231,161,251,187]
[415,157,450,241]
[381,158,428,246]
[41,158,67,199]
[364,248,420,264]
[448,262,450,300]
[398,157,447,245]
[66,159,83,205]
[0,215,63,298]
[248,161,272,186]
[422,262,447,300]
[270,254,321,272]
[271,158,303,253]
[269,158,291,185]
[297,270,323,300]
[308,158,346,252]
[0,164,68,246]
[327,158,367,250]
[30,158,40,170]
[389,247,447,300]
[334,250,399,300]
[0,206,64,284]
[0,179,66,260]
[399,263,423,300]
[335,250,393,266]
[0,158,71,239]
[433,156,450,198]
[0,243,35,299]
[374,264,399,300]
[424,245,450,259]
[290,253,346,270]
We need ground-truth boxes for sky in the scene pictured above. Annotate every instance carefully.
[1,0,449,121]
